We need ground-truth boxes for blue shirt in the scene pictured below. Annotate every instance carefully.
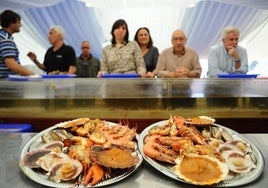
[0,29,20,78]
[207,42,248,78]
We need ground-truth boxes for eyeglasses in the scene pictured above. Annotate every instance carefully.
[172,37,185,41]
[82,47,90,49]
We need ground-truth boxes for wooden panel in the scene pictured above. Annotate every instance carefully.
[1,117,268,133]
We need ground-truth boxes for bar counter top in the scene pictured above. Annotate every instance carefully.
[0,132,267,188]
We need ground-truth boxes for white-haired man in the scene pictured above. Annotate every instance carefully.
[28,25,76,74]
[207,26,248,78]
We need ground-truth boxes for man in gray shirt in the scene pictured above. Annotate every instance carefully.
[207,26,248,78]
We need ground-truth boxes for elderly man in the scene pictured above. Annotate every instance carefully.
[0,10,34,78]
[147,29,201,78]
[207,26,248,78]
[28,25,76,74]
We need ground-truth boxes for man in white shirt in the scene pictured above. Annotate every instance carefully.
[207,26,248,78]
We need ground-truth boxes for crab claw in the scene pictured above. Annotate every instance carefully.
[83,163,104,186]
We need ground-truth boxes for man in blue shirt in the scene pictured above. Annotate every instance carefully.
[0,10,34,78]
[207,26,248,78]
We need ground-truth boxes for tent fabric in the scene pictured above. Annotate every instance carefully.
[0,0,268,77]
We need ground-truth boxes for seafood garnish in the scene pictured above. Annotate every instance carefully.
[40,141,64,153]
[174,154,229,185]
[185,116,215,127]
[42,128,73,143]
[142,115,259,186]
[226,153,256,174]
[36,152,70,171]
[22,118,141,187]
[23,149,51,168]
[91,145,139,168]
[143,135,179,164]
[48,158,83,183]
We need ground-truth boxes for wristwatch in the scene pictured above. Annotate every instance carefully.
[234,58,240,63]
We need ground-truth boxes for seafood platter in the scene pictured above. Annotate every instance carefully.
[19,118,143,187]
[138,115,264,187]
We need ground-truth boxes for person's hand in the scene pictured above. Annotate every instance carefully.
[97,71,106,78]
[27,52,37,62]
[139,72,147,78]
[226,46,239,59]
[175,66,189,77]
[145,72,155,78]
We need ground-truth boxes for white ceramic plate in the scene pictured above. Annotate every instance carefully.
[19,120,143,187]
[138,120,264,187]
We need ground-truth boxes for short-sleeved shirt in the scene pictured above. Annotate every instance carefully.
[43,43,76,74]
[154,47,201,77]
[207,42,248,78]
[76,54,100,78]
[0,29,20,78]
[101,41,146,74]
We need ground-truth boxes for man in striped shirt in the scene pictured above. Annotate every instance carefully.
[0,10,34,78]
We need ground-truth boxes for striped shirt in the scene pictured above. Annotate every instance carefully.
[0,29,20,78]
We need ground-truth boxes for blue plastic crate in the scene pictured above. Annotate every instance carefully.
[0,124,32,132]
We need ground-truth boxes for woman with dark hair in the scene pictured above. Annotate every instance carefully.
[134,27,159,72]
[98,19,146,77]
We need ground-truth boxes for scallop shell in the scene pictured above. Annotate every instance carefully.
[91,145,139,168]
[186,116,215,127]
[48,159,83,183]
[36,152,70,171]
[225,139,252,154]
[39,141,64,153]
[218,143,244,159]
[226,152,256,174]
[57,118,90,129]
[173,154,229,185]
[23,149,51,168]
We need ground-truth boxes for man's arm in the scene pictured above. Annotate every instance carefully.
[5,57,34,76]
[68,65,76,74]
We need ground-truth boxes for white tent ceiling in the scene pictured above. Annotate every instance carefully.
[1,0,268,76]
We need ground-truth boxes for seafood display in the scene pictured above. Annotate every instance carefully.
[138,115,264,187]
[19,118,142,187]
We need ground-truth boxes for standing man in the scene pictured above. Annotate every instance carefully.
[76,41,100,77]
[207,26,248,78]
[147,29,201,78]
[27,25,76,74]
[0,10,34,78]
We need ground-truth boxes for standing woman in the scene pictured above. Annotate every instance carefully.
[98,19,146,77]
[134,27,159,72]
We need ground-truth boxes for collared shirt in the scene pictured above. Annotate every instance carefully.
[76,54,100,78]
[100,41,146,74]
[207,42,248,78]
[44,43,76,74]
[154,47,201,78]
[0,29,20,78]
